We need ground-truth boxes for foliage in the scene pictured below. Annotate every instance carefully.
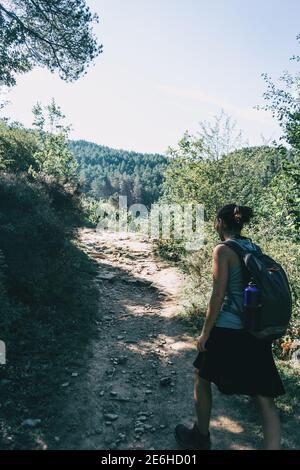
[167,111,246,162]
[258,150,300,242]
[159,218,300,359]
[31,99,78,182]
[162,143,283,221]
[158,108,299,358]
[0,0,102,87]
[0,119,39,172]
[261,70,300,151]
[0,172,97,338]
[79,194,105,226]
[69,139,168,207]
[0,101,96,330]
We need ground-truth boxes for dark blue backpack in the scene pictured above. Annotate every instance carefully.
[221,239,293,341]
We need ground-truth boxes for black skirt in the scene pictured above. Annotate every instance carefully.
[193,326,285,397]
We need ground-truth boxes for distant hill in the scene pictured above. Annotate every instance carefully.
[69,140,168,207]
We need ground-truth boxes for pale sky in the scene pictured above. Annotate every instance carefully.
[1,0,300,154]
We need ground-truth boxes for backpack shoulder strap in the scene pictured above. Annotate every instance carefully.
[218,239,246,257]
[219,239,251,287]
[219,239,263,257]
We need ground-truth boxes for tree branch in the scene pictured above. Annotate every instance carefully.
[0,2,75,52]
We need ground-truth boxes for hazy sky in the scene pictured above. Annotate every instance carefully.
[1,0,300,154]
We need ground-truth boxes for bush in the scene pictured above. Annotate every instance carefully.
[0,172,99,339]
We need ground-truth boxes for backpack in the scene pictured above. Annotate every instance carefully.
[221,239,293,341]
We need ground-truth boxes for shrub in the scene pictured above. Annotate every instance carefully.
[0,172,99,339]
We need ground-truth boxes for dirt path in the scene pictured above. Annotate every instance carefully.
[3,227,284,451]
[51,227,264,451]
[1,227,297,450]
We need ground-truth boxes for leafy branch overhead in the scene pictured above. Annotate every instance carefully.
[0,0,103,87]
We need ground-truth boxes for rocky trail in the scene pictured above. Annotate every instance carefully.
[2,227,296,450]
[51,228,264,450]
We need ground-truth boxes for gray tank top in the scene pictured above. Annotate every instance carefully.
[214,237,258,329]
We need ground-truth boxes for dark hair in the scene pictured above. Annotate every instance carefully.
[216,204,253,231]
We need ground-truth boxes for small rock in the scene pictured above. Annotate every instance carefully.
[71,372,79,377]
[54,436,60,442]
[160,377,172,387]
[111,396,131,402]
[136,421,143,427]
[138,416,148,421]
[97,273,116,281]
[134,427,144,433]
[61,382,70,387]
[104,414,119,421]
[22,419,41,428]
[92,253,106,259]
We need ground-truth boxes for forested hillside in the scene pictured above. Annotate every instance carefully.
[69,140,168,207]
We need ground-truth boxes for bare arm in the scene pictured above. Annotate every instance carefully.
[197,245,229,351]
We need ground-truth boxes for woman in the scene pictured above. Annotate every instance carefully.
[175,204,285,450]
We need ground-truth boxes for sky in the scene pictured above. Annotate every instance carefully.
[1,0,300,154]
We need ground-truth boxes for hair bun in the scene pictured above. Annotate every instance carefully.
[233,205,242,223]
[236,205,253,223]
[217,203,253,229]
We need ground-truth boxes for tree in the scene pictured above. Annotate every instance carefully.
[166,111,246,162]
[132,176,142,203]
[261,71,300,150]
[197,110,246,161]
[0,118,39,172]
[0,0,102,87]
[68,140,168,206]
[32,99,78,181]
[259,35,300,241]
[260,34,300,150]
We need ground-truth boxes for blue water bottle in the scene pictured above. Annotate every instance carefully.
[243,279,261,331]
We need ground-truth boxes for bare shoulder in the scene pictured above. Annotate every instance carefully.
[212,244,231,259]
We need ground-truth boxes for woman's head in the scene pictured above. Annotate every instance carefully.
[215,204,253,240]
